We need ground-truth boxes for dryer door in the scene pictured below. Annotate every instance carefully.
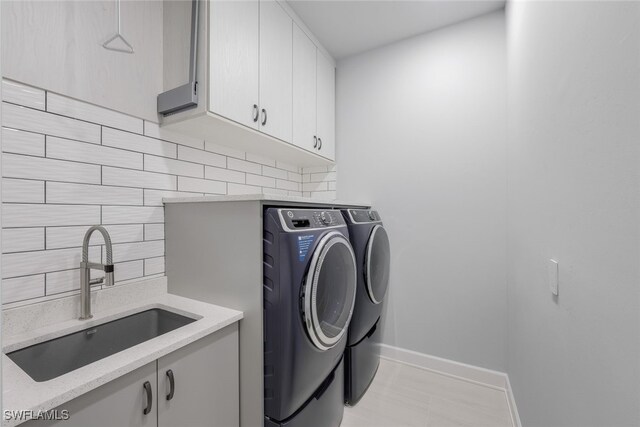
[303,231,357,351]
[365,225,391,304]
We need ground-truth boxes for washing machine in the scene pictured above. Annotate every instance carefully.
[263,208,358,427]
[341,209,391,406]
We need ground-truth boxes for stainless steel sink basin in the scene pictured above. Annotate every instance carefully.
[7,308,196,382]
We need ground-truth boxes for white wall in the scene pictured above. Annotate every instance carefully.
[2,1,163,122]
[336,11,507,371]
[506,1,640,425]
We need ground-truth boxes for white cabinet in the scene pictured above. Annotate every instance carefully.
[292,23,317,153]
[316,50,336,161]
[292,25,336,161]
[259,0,293,142]
[162,0,335,166]
[209,0,260,129]
[25,324,239,427]
[158,324,239,427]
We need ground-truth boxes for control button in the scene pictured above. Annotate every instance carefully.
[287,211,294,218]
[368,211,376,220]
[320,212,331,225]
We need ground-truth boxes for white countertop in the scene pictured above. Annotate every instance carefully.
[2,277,242,427]
[162,193,371,208]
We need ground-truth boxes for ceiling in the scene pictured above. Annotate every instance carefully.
[287,0,506,60]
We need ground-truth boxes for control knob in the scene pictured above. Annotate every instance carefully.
[320,212,331,225]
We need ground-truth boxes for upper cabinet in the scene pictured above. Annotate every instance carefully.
[209,0,260,130]
[161,0,336,165]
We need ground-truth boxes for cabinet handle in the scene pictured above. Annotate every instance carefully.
[166,369,175,401]
[261,108,267,126]
[313,136,318,148]
[143,381,153,415]
[252,104,259,122]
[318,138,322,150]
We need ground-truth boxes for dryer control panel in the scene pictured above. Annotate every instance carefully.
[347,209,381,223]
[279,209,345,231]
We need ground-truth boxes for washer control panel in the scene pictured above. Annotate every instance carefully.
[347,209,381,223]
[279,209,345,230]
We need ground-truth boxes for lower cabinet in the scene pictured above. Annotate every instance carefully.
[24,323,239,427]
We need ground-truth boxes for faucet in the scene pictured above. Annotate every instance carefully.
[79,226,115,320]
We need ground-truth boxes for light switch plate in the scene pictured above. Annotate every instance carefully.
[548,259,559,296]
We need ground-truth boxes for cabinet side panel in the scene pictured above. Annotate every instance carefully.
[165,201,263,427]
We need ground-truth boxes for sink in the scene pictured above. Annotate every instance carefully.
[7,308,196,382]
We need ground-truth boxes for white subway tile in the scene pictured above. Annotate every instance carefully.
[262,165,288,180]
[144,257,165,275]
[227,158,261,174]
[47,93,143,134]
[102,206,164,224]
[327,165,337,172]
[276,180,299,191]
[287,171,302,183]
[144,224,164,241]
[246,174,275,188]
[288,190,303,197]
[144,121,204,149]
[143,189,202,206]
[310,172,337,182]
[204,166,245,184]
[3,228,45,253]
[228,183,261,195]
[177,177,226,194]
[115,260,145,283]
[3,204,101,228]
[3,153,101,184]
[3,102,100,143]
[2,178,45,203]
[204,141,244,159]
[3,246,101,278]
[46,225,144,250]
[328,181,337,190]
[302,166,328,174]
[2,275,45,303]
[47,136,143,170]
[275,161,300,173]
[302,174,310,183]
[2,80,45,110]
[103,127,177,158]
[112,240,164,263]
[47,182,143,206]
[144,155,204,178]
[302,182,328,192]
[302,192,311,197]
[178,146,226,168]
[310,191,337,200]
[2,127,45,156]
[246,153,276,167]
[103,167,177,191]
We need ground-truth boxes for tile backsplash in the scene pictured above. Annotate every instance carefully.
[1,79,337,306]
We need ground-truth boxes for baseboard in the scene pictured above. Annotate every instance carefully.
[378,344,522,427]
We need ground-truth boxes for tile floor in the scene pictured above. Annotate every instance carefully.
[341,359,514,427]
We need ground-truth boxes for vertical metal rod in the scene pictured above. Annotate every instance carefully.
[117,0,121,34]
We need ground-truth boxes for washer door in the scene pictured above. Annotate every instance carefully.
[303,231,357,351]
[365,225,390,304]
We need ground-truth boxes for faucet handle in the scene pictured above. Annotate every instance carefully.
[89,277,104,286]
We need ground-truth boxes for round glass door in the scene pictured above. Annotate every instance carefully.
[303,231,357,351]
[365,225,390,304]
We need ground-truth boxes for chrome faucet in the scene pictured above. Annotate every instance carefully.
[79,226,115,320]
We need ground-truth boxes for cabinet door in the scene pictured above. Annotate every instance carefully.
[316,50,336,160]
[23,362,157,427]
[210,0,260,129]
[292,24,317,152]
[158,323,239,427]
[259,0,293,142]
